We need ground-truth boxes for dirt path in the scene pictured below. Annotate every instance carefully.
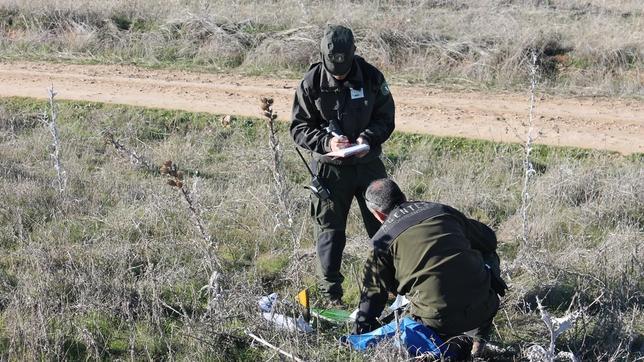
[1,61,642,154]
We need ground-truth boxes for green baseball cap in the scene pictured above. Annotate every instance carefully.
[320,25,356,76]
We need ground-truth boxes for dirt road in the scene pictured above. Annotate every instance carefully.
[1,61,642,154]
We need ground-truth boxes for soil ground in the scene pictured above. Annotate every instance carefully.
[0,61,642,154]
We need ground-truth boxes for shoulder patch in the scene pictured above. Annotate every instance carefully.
[380,81,390,96]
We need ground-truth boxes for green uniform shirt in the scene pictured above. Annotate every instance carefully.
[290,56,395,165]
[357,202,500,336]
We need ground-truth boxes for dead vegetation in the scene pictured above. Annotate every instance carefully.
[0,93,641,360]
[0,0,642,95]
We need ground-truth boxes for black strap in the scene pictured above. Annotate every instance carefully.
[311,156,319,175]
[370,202,447,251]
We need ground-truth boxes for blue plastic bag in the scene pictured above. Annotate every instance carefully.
[342,317,455,358]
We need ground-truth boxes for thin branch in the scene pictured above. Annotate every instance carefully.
[246,332,303,362]
[103,131,156,172]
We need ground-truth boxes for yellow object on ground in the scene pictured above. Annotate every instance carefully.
[297,289,309,308]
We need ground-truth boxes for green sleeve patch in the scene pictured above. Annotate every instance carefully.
[380,81,390,96]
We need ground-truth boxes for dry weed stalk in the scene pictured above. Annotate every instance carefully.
[246,332,304,362]
[520,49,539,248]
[257,97,315,358]
[260,96,296,240]
[103,131,225,309]
[161,160,223,308]
[161,161,208,242]
[40,85,67,195]
[393,310,406,359]
[103,131,156,172]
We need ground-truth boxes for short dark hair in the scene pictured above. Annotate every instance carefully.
[365,178,407,214]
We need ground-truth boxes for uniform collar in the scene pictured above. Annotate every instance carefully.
[320,56,364,90]
[369,201,444,251]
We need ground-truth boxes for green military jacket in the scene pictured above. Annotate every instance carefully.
[290,56,395,165]
[357,201,500,336]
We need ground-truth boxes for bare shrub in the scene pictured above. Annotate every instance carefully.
[525,296,586,362]
[244,27,318,71]
[163,15,250,67]
[0,106,40,141]
[40,86,67,195]
[2,0,642,94]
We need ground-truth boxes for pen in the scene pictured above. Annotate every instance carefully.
[325,126,343,138]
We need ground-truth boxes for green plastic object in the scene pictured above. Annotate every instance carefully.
[311,308,352,323]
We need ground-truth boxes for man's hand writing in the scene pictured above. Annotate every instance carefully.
[329,135,351,152]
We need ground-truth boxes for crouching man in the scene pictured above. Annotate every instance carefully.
[354,178,506,359]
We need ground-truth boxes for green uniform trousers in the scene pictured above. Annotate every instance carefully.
[311,157,387,299]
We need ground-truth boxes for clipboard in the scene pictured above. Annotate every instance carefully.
[325,144,370,158]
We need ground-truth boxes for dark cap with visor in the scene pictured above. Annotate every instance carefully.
[320,25,356,76]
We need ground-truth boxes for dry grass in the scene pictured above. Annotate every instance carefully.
[0,0,642,95]
[0,97,641,360]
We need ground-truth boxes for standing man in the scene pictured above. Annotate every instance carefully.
[290,25,395,305]
[355,178,506,358]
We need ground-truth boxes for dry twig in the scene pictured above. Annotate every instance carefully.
[259,96,297,244]
[246,331,304,362]
[161,160,224,308]
[520,49,540,248]
[41,85,67,195]
[103,131,156,172]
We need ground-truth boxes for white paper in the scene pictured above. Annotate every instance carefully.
[388,295,410,311]
[349,308,359,321]
[325,144,370,158]
[258,292,279,312]
[262,312,313,333]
